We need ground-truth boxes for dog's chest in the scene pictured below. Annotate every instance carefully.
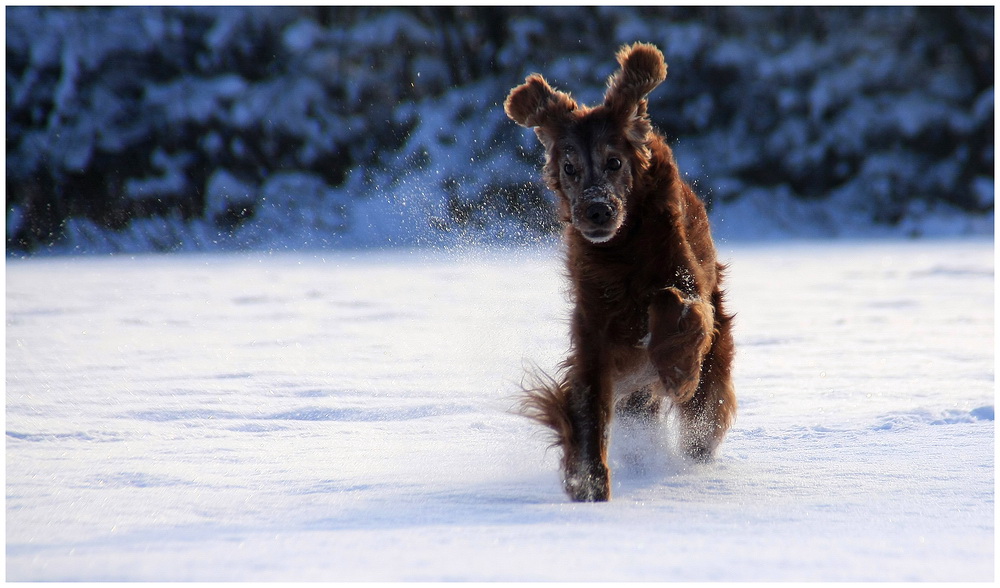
[583,270,657,346]
[596,290,649,347]
[572,238,687,346]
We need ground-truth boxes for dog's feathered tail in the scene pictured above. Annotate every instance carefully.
[518,367,573,456]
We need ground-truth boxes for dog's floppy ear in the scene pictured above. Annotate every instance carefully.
[604,42,667,114]
[603,43,666,166]
[504,74,577,130]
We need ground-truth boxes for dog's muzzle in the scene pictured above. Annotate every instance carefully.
[573,185,624,243]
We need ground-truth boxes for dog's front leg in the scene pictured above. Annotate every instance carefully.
[562,362,613,502]
[646,287,715,403]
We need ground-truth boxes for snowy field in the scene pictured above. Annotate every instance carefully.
[6,238,994,581]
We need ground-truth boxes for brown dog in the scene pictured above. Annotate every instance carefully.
[504,42,736,502]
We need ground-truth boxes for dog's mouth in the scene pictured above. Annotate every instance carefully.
[580,226,619,243]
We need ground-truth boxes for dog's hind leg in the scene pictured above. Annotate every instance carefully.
[677,289,736,461]
[615,385,662,424]
[614,386,664,472]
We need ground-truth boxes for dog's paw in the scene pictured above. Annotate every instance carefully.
[648,325,707,404]
[680,422,721,463]
[564,461,611,502]
[655,358,702,404]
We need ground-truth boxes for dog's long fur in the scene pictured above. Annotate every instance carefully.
[505,43,736,502]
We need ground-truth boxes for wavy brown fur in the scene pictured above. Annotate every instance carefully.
[505,43,737,502]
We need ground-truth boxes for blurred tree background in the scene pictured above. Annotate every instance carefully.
[6,6,993,254]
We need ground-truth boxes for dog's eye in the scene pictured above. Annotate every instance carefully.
[563,162,576,176]
[607,157,622,171]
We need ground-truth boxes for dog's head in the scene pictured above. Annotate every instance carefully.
[504,43,667,244]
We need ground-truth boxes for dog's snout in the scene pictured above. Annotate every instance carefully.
[586,202,615,226]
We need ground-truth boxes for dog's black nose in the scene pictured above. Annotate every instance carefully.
[586,202,615,226]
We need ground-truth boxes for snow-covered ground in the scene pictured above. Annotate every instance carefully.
[5,238,994,581]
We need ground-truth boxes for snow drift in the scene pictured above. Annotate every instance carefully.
[5,239,993,581]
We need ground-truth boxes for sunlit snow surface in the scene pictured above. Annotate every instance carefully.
[6,239,994,581]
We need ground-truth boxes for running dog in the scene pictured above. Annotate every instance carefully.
[504,42,736,502]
